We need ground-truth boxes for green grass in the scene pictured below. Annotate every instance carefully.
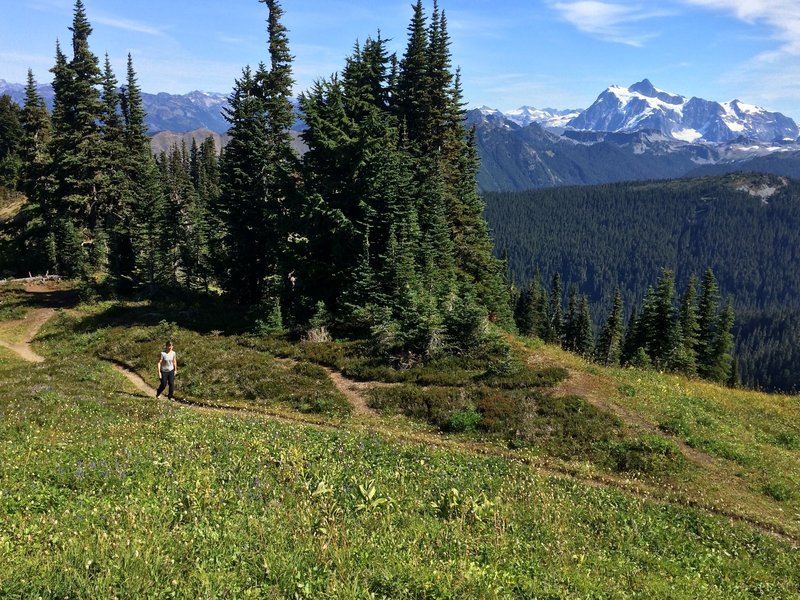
[0,287,31,322]
[1,291,800,597]
[1,350,798,598]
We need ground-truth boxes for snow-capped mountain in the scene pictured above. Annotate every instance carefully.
[504,106,581,128]
[567,79,799,144]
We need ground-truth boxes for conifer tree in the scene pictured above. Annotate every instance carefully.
[46,0,105,276]
[0,95,23,189]
[709,298,735,383]
[396,0,430,149]
[576,295,594,358]
[516,272,543,337]
[697,268,721,379]
[651,268,677,366]
[621,304,639,364]
[19,70,52,202]
[220,0,300,307]
[14,71,53,272]
[547,272,563,344]
[677,273,700,375]
[564,284,579,351]
[596,287,624,365]
[121,54,165,291]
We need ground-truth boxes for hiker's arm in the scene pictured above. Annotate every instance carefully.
[157,356,162,377]
[173,355,178,375]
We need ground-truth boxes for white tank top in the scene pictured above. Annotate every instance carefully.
[160,350,176,372]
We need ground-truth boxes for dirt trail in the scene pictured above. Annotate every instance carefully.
[552,366,717,467]
[274,357,392,417]
[107,358,797,547]
[320,366,393,417]
[0,307,55,363]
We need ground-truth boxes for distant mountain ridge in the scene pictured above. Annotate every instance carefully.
[0,79,229,134]
[5,77,800,190]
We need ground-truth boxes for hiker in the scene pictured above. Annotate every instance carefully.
[156,340,177,400]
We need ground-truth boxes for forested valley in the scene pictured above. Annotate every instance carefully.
[485,174,800,392]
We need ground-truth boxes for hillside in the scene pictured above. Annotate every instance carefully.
[0,281,798,597]
[484,173,800,392]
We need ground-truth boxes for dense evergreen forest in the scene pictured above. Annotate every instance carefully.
[0,0,513,361]
[485,174,800,391]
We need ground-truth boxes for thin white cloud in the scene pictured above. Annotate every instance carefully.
[93,15,164,37]
[550,1,674,46]
[681,0,800,57]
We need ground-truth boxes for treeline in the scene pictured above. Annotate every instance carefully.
[513,268,736,385]
[0,0,512,358]
[485,176,800,391]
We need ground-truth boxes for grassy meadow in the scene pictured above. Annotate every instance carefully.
[0,284,798,598]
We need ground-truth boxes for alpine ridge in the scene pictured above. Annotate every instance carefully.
[567,79,799,143]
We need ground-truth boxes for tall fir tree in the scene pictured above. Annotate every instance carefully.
[0,95,23,189]
[564,284,579,352]
[19,69,52,201]
[596,287,624,365]
[697,268,721,379]
[121,54,166,291]
[677,273,700,375]
[576,295,594,358]
[709,298,735,383]
[547,272,563,344]
[46,0,105,276]
[220,0,300,307]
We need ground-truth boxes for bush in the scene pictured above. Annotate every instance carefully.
[602,435,685,475]
[367,386,472,431]
[447,410,481,433]
[480,366,568,389]
[252,300,284,335]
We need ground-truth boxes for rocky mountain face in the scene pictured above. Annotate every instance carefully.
[565,79,799,143]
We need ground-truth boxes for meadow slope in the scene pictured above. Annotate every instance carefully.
[0,282,798,598]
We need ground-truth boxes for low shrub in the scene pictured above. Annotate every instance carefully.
[763,481,795,502]
[601,435,685,475]
[367,386,472,430]
[479,366,568,389]
[447,410,481,433]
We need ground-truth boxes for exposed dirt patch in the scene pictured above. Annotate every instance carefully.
[0,307,56,363]
[321,367,382,417]
[273,356,393,417]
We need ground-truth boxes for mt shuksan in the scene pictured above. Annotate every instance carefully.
[567,79,799,143]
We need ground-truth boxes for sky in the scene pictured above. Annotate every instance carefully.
[2,0,800,119]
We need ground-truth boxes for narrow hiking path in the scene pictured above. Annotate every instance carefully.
[552,367,717,468]
[0,281,75,362]
[0,307,55,363]
[515,337,719,469]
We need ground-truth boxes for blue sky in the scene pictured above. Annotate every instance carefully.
[2,0,800,119]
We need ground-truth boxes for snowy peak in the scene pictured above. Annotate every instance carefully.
[568,79,798,143]
[627,78,683,105]
[505,106,581,128]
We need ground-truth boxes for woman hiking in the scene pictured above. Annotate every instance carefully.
[156,340,177,400]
